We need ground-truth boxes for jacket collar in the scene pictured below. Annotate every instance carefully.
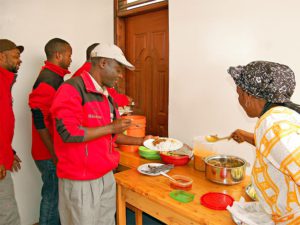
[0,66,16,84]
[42,61,70,77]
[81,70,104,94]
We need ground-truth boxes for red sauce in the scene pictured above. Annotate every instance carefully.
[170,178,192,190]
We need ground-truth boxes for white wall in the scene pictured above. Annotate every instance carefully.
[3,0,300,223]
[0,0,113,224]
[169,0,300,170]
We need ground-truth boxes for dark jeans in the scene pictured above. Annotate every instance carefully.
[35,160,60,225]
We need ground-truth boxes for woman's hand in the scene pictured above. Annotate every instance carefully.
[230,129,255,146]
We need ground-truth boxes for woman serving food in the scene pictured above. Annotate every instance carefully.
[228,61,300,224]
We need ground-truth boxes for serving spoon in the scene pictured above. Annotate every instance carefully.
[160,171,177,182]
[205,135,231,143]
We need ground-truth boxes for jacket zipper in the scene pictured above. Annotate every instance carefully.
[85,144,89,156]
[83,144,88,177]
[110,136,112,153]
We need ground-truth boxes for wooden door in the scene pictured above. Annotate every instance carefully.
[125,9,169,136]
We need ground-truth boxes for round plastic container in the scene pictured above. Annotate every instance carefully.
[138,146,160,160]
[122,115,146,137]
[119,115,146,152]
[169,175,193,190]
[119,145,139,152]
[160,153,190,166]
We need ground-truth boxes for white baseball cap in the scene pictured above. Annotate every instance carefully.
[90,43,135,70]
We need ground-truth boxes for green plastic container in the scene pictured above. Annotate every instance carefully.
[169,190,195,203]
[138,146,161,160]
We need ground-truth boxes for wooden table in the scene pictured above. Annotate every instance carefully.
[118,150,160,169]
[115,150,251,225]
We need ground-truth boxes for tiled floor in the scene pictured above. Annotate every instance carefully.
[126,208,165,225]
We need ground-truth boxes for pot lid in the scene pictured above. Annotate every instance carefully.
[200,192,234,210]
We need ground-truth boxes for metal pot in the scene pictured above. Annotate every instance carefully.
[204,155,247,185]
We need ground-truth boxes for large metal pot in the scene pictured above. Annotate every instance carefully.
[204,155,246,185]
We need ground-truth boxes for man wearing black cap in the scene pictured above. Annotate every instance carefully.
[0,39,23,225]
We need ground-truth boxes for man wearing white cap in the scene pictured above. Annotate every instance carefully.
[51,43,150,225]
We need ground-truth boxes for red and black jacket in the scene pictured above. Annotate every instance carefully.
[28,61,70,160]
[50,71,120,180]
[0,66,16,170]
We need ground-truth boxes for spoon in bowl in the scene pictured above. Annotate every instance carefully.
[205,135,231,143]
[160,171,177,182]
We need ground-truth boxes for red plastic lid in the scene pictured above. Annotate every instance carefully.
[200,192,234,210]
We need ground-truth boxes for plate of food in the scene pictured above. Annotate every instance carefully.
[143,137,183,151]
[137,163,174,176]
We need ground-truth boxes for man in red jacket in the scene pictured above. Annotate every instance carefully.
[73,43,133,107]
[51,43,148,225]
[0,39,23,225]
[28,38,72,225]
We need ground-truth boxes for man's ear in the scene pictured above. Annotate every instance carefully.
[55,51,62,61]
[98,58,107,69]
[0,52,6,64]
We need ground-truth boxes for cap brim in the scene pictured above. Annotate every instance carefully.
[228,66,244,80]
[16,45,24,53]
[115,57,135,71]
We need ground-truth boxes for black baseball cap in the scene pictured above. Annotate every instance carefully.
[0,39,24,53]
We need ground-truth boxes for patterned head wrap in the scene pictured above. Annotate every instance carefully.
[228,61,296,103]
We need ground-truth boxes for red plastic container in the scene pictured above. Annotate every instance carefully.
[160,153,190,166]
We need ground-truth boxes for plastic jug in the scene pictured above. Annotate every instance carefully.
[193,136,217,171]
[119,115,146,152]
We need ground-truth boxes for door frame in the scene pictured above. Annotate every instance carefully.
[114,0,168,93]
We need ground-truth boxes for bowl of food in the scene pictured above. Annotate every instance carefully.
[160,152,190,166]
[204,155,246,185]
[169,175,193,190]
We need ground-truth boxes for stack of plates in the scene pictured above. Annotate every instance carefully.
[138,146,161,160]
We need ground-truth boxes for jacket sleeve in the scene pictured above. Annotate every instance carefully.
[28,83,56,130]
[107,87,129,107]
[50,84,85,143]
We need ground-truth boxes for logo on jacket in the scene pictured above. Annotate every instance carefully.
[88,114,102,119]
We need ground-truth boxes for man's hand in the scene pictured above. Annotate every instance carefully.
[0,165,6,179]
[143,135,158,143]
[127,96,133,105]
[110,118,132,134]
[12,154,21,172]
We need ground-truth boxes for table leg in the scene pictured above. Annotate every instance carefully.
[117,184,126,225]
[127,204,143,225]
[134,208,143,225]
